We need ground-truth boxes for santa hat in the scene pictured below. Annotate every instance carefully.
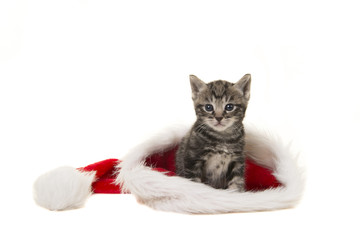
[33,124,305,213]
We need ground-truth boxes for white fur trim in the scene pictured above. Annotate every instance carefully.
[116,124,305,213]
[33,167,96,211]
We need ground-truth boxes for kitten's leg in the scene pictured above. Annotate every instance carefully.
[227,161,245,192]
[185,160,204,183]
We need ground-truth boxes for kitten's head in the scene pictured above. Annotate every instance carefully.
[190,74,251,132]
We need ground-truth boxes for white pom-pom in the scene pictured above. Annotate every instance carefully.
[33,167,96,211]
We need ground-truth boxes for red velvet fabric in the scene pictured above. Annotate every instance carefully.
[78,146,281,194]
[78,159,125,193]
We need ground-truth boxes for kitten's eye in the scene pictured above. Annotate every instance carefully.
[204,104,214,112]
[225,104,234,111]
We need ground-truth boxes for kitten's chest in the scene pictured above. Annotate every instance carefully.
[203,145,236,180]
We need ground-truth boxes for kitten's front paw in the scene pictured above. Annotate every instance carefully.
[228,184,245,192]
[191,177,201,183]
[228,178,245,192]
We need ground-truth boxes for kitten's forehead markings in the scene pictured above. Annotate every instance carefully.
[209,83,233,105]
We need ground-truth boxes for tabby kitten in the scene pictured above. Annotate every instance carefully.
[175,74,251,191]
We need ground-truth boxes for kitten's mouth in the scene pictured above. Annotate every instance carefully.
[212,120,234,131]
[214,122,228,129]
[207,120,230,131]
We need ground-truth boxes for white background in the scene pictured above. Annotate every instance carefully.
[1,0,359,239]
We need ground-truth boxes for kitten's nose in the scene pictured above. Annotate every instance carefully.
[215,117,223,122]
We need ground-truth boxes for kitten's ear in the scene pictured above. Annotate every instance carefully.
[189,75,206,100]
[234,74,251,100]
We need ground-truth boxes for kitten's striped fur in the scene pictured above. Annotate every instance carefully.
[175,74,251,191]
